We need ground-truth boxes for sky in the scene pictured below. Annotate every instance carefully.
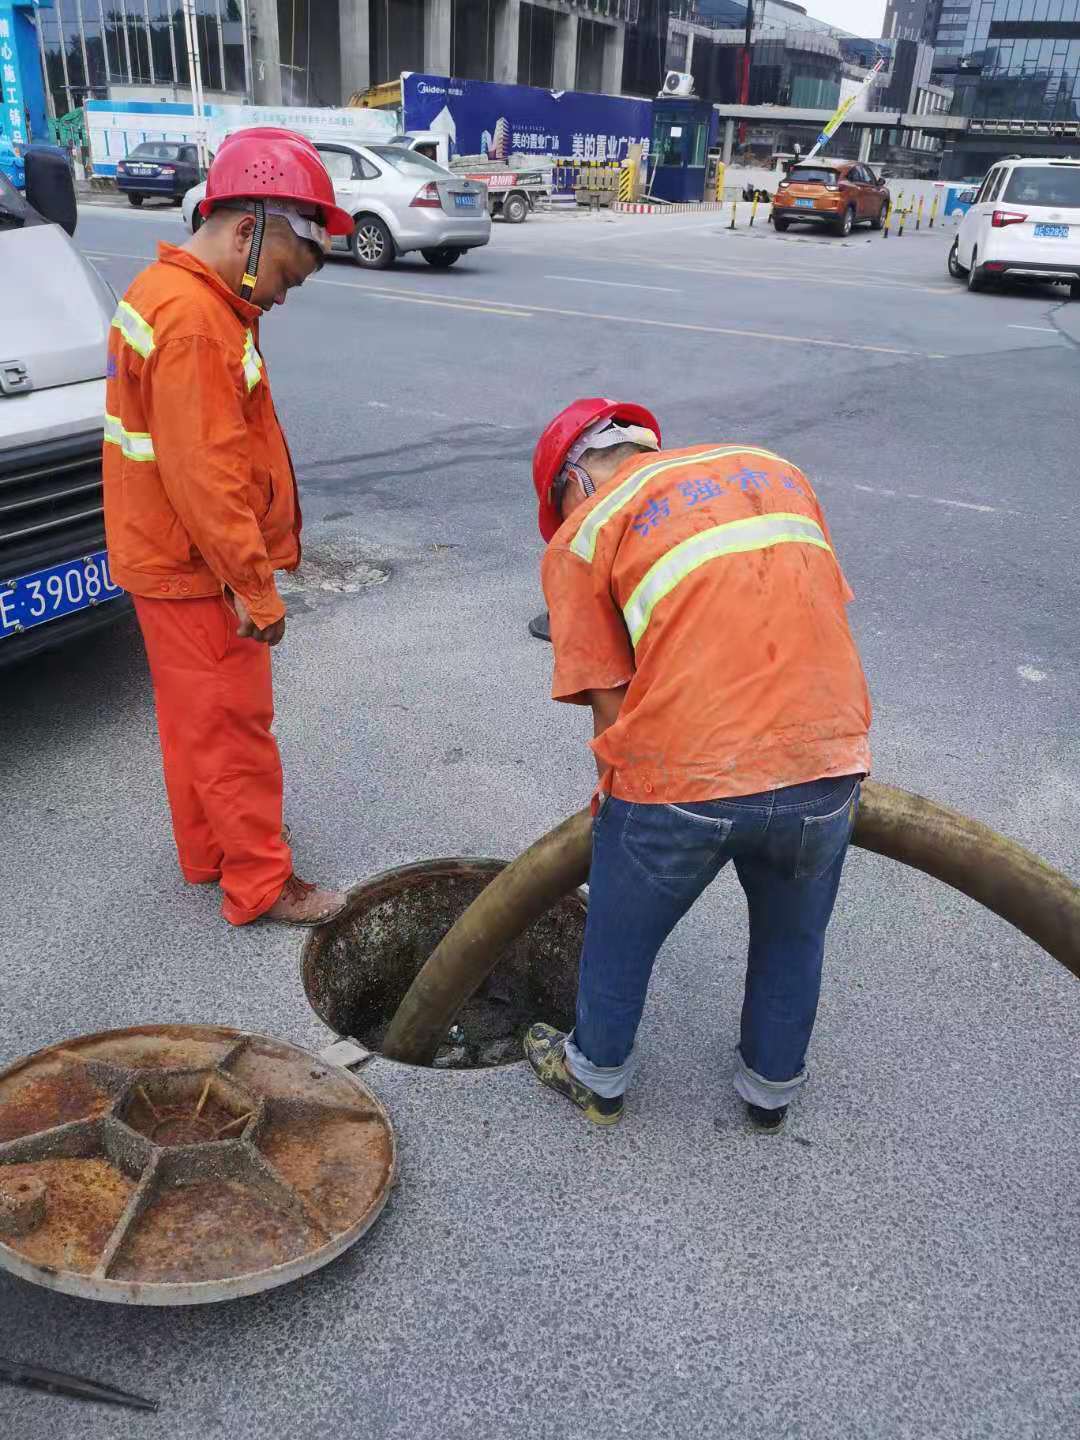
[806,0,888,34]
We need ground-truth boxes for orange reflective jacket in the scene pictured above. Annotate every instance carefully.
[542,444,872,803]
[103,244,300,628]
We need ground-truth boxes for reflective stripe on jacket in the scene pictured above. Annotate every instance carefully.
[103,243,300,627]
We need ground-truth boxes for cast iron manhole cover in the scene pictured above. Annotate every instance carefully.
[0,1025,395,1305]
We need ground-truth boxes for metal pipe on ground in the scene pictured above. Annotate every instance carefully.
[380,781,1079,1066]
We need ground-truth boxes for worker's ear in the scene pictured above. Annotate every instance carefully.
[232,213,257,251]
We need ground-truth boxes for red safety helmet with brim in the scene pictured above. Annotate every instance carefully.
[533,397,662,542]
[198,126,354,236]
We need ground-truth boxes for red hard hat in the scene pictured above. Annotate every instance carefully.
[533,398,661,542]
[199,127,354,236]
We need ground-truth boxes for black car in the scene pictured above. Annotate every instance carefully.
[115,142,201,208]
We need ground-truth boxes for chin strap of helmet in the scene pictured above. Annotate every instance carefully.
[239,199,267,302]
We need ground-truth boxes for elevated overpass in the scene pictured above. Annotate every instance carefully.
[712,104,1080,166]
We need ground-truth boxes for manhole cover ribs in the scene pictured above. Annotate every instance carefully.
[0,1026,395,1305]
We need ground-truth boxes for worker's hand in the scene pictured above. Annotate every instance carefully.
[260,617,286,647]
[230,591,286,646]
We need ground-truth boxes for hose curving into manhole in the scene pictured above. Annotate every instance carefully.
[380,781,1079,1066]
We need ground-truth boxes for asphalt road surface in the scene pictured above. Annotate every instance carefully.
[1,202,1077,1440]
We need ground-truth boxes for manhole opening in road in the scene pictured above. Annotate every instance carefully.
[303,860,584,1070]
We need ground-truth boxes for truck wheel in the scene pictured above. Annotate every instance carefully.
[128,193,144,208]
[502,191,529,224]
[421,247,464,268]
[351,214,395,269]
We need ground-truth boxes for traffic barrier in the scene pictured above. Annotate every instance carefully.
[916,196,924,231]
[749,194,759,227]
[610,200,728,215]
[729,199,737,230]
[882,200,892,238]
[897,205,907,238]
[618,162,633,203]
[553,157,621,200]
[929,194,939,229]
[713,160,726,202]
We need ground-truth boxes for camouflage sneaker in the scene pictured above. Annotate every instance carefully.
[524,1024,624,1127]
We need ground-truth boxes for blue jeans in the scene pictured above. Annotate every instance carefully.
[564,776,861,1107]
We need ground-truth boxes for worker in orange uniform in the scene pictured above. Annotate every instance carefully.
[524,400,872,1130]
[103,129,354,927]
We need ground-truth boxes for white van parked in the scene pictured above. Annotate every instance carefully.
[949,157,1080,296]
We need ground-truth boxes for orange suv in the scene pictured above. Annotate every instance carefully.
[772,161,891,237]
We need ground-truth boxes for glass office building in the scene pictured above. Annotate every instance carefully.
[933,1,1080,121]
[36,1,247,115]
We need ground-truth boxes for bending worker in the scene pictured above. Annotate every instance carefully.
[524,399,872,1130]
[103,129,354,927]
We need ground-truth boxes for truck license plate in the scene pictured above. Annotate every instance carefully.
[0,550,123,640]
[453,193,477,208]
[1034,223,1069,238]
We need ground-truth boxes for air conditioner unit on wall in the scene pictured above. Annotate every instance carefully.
[662,71,695,98]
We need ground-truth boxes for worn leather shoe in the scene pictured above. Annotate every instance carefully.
[527,610,551,642]
[746,1102,788,1133]
[263,874,347,927]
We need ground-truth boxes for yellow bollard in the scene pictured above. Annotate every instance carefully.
[929,193,939,229]
[917,196,924,231]
[729,199,737,230]
[898,204,907,238]
[750,193,759,227]
[714,160,726,203]
[882,200,892,238]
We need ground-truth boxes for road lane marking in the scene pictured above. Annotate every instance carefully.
[315,276,919,355]
[597,251,958,296]
[1008,324,1060,334]
[545,274,681,293]
[365,292,531,318]
[851,481,1016,515]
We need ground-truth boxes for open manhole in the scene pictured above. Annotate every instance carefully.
[303,859,585,1069]
[0,1026,395,1305]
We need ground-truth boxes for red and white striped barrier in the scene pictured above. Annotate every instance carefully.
[611,200,729,215]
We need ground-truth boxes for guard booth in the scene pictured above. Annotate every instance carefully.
[649,99,714,204]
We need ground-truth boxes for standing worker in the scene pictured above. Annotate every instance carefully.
[525,400,872,1129]
[103,128,355,927]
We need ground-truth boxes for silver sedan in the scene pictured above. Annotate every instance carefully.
[182,139,490,270]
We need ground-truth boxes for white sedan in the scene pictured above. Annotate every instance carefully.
[182,139,490,270]
[949,156,1080,297]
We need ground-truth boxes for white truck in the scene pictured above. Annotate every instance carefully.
[389,132,548,223]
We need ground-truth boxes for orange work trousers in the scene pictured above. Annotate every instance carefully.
[134,594,292,925]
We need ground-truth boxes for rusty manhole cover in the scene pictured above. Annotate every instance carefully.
[0,1026,395,1305]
